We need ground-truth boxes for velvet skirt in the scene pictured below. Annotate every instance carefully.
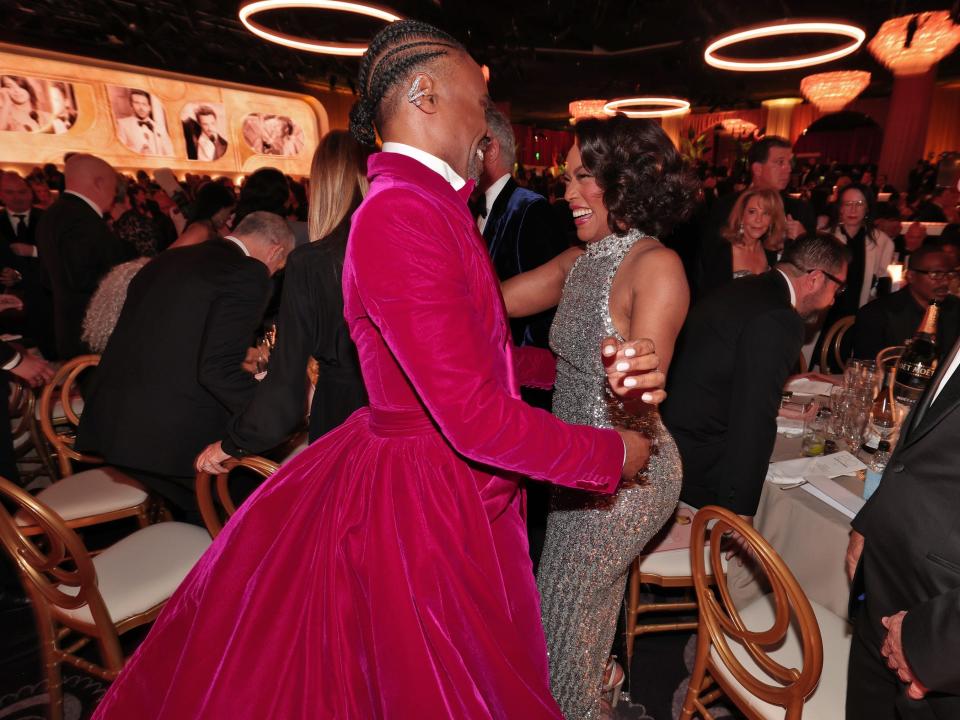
[92,407,563,719]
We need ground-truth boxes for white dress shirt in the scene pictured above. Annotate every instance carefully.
[381,142,466,190]
[477,173,511,234]
[776,269,797,308]
[931,339,960,403]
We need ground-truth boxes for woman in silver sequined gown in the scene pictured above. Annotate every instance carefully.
[505,116,696,719]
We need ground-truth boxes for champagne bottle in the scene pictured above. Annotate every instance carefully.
[894,301,940,408]
[862,367,896,453]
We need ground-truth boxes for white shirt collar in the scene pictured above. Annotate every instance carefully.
[381,142,466,191]
[484,173,511,214]
[224,235,250,257]
[5,207,30,221]
[776,268,797,309]
[64,190,102,217]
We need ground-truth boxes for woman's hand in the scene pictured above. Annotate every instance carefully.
[601,337,667,404]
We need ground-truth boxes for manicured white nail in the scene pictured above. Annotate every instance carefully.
[603,344,616,356]
[623,376,638,388]
[616,361,630,371]
[642,392,654,403]
[624,347,636,357]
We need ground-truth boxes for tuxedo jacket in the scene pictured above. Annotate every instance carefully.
[662,270,804,515]
[482,178,569,348]
[77,240,272,478]
[116,115,174,156]
[852,288,960,362]
[0,207,41,246]
[36,194,133,359]
[852,338,960,705]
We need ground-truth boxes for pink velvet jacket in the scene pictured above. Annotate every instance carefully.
[345,152,623,516]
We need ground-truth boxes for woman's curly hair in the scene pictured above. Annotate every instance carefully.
[575,115,699,238]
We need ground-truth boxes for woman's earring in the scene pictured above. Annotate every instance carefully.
[738,222,744,236]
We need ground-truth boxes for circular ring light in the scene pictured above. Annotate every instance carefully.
[603,97,691,119]
[704,20,866,72]
[239,1,402,57]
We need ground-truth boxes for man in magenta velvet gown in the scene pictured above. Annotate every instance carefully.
[93,20,663,719]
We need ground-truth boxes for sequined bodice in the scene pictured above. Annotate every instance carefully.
[550,229,646,429]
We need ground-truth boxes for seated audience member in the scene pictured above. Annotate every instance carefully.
[914,186,958,223]
[109,177,162,257]
[169,181,236,249]
[81,257,151,353]
[36,153,133,360]
[76,212,293,521]
[663,232,850,520]
[852,246,960,362]
[696,187,785,299]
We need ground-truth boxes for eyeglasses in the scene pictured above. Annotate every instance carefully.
[793,263,847,294]
[841,200,865,208]
[911,269,959,280]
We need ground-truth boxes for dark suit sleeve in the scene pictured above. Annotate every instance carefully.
[722,308,803,515]
[902,589,960,694]
[695,240,732,301]
[851,302,886,361]
[222,254,314,456]
[515,199,570,273]
[0,341,17,367]
[197,261,271,414]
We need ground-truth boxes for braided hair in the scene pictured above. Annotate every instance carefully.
[349,20,463,146]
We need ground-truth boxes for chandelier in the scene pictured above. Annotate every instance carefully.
[799,71,871,112]
[719,118,758,137]
[602,97,690,118]
[704,20,866,72]
[868,11,960,75]
[568,99,608,124]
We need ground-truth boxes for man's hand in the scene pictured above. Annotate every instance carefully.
[722,515,757,562]
[881,611,929,700]
[10,354,54,388]
[9,243,35,257]
[616,429,651,482]
[0,293,23,312]
[195,441,232,475]
[785,214,803,241]
[601,337,666,404]
[846,530,865,582]
[0,268,21,287]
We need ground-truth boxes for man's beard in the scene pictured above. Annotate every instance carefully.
[466,145,485,183]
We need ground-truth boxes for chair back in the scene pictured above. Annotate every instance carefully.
[819,316,855,372]
[39,354,101,477]
[690,506,823,715]
[0,475,123,668]
[196,455,278,538]
[875,344,905,371]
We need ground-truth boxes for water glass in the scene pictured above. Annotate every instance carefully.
[801,409,828,457]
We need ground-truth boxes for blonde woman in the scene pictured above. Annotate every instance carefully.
[696,188,786,298]
[196,130,370,472]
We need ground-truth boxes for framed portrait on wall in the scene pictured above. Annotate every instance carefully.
[108,84,175,156]
[0,74,78,134]
[241,113,305,156]
[181,101,228,161]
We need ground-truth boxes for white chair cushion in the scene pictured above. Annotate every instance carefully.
[58,522,211,624]
[37,394,84,421]
[14,467,148,526]
[708,593,852,720]
[637,547,729,577]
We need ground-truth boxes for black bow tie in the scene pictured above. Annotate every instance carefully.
[474,194,488,219]
[137,119,154,130]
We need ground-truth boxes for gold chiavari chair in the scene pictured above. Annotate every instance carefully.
[818,316,855,373]
[0,476,210,720]
[21,355,153,536]
[875,344,905,371]
[680,506,851,720]
[195,455,279,539]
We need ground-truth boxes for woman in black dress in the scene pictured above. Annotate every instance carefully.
[195,130,370,472]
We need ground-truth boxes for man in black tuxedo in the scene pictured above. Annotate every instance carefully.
[36,154,132,360]
[662,233,850,518]
[845,336,960,718]
[478,106,569,349]
[76,212,293,520]
[0,172,55,356]
[183,105,229,162]
[852,246,960,362]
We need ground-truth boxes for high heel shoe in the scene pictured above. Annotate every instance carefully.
[602,657,625,708]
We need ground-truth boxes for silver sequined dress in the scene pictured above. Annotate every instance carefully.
[537,229,682,719]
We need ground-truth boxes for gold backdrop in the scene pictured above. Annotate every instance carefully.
[0,43,334,178]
